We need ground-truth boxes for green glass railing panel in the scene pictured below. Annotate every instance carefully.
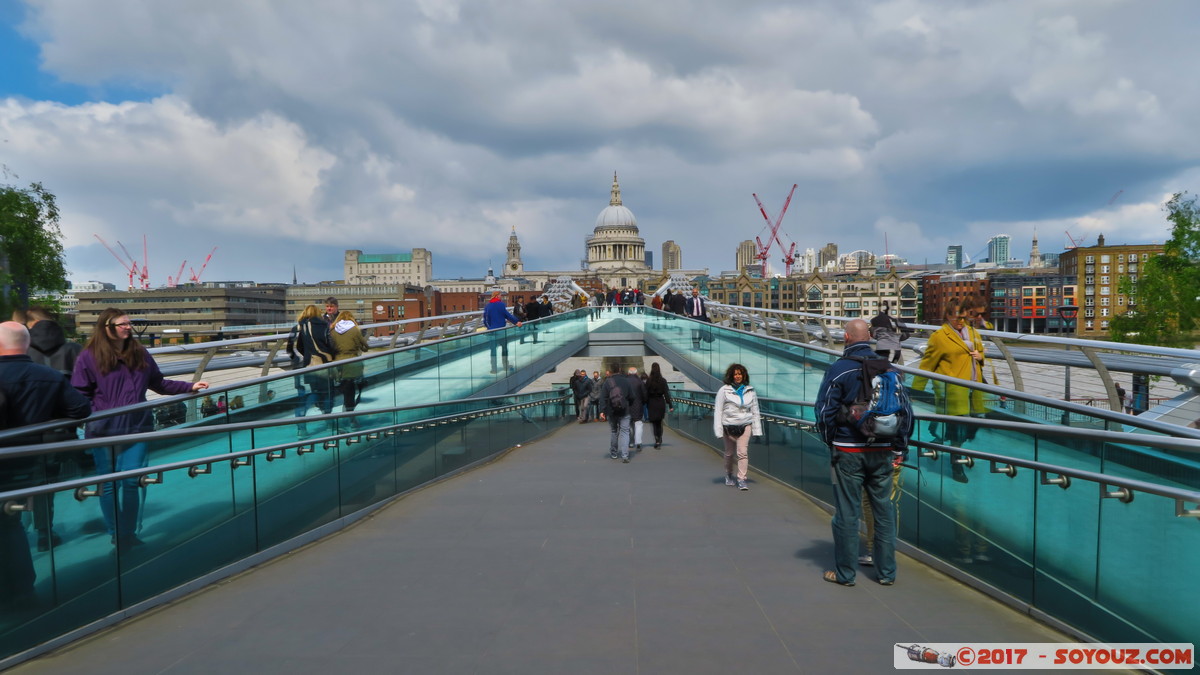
[1096,491,1196,643]
[252,438,341,550]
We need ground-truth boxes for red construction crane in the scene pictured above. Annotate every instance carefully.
[168,259,188,287]
[94,234,140,290]
[752,184,798,275]
[189,247,218,285]
[1065,230,1081,249]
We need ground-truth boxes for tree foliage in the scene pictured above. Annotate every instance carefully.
[0,179,69,317]
[1110,192,1200,346]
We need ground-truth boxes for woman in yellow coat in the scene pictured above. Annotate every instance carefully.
[331,310,370,413]
[911,298,989,481]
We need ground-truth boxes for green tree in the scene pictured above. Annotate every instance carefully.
[0,179,69,317]
[1110,192,1200,346]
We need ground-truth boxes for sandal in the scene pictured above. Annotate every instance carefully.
[823,570,854,586]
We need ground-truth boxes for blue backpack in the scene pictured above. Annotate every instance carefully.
[842,355,909,442]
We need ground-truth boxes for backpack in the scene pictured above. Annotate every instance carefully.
[607,379,628,415]
[840,355,909,442]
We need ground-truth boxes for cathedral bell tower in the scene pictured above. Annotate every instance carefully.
[505,227,524,275]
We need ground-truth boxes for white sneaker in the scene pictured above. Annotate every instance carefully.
[858,554,874,567]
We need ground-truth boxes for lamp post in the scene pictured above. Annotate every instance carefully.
[1056,305,1079,414]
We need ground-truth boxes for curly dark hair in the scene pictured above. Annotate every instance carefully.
[723,363,750,386]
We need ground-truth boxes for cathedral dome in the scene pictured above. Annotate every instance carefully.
[593,173,638,232]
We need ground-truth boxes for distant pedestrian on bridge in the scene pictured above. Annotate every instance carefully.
[331,310,369,414]
[599,368,634,463]
[288,305,336,435]
[483,288,521,373]
[71,308,208,551]
[870,302,904,364]
[645,362,674,448]
[572,370,593,423]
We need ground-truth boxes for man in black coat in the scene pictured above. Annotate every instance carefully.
[667,288,687,315]
[0,321,92,606]
[522,297,543,343]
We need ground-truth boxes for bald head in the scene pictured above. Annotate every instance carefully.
[0,321,31,355]
[844,319,871,345]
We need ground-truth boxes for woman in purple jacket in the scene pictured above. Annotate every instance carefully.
[71,308,209,550]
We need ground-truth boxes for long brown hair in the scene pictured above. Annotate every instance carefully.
[85,307,148,374]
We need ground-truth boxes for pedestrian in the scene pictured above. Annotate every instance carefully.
[626,366,647,451]
[331,310,369,414]
[322,297,339,325]
[0,321,91,597]
[645,362,674,448]
[668,287,686,315]
[599,367,633,463]
[24,306,82,378]
[870,302,903,364]
[572,369,593,422]
[713,363,762,491]
[910,298,992,564]
[588,369,602,419]
[910,298,989,483]
[287,305,336,435]
[71,308,209,551]
[20,307,86,540]
[814,319,912,587]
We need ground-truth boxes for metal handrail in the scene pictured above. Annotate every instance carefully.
[670,389,1200,448]
[0,388,570,461]
[707,301,1200,360]
[0,392,571,506]
[659,315,1200,439]
[667,392,1200,516]
[0,311,512,445]
[143,310,485,355]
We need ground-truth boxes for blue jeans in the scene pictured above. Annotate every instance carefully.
[92,442,149,540]
[830,448,896,584]
[608,413,631,459]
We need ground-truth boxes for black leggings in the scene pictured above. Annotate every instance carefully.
[651,419,664,441]
[876,349,902,363]
[340,379,359,412]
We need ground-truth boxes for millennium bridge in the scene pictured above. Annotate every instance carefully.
[1,305,1197,672]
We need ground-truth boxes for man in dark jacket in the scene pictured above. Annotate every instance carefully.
[21,307,86,540]
[25,307,82,378]
[667,288,687,315]
[0,321,92,605]
[599,368,633,463]
[813,319,912,587]
[523,297,542,344]
[571,370,593,423]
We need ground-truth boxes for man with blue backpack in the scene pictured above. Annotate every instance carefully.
[815,319,913,587]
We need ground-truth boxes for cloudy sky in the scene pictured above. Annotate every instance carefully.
[2,0,1198,287]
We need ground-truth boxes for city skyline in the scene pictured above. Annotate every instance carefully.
[2,2,1196,287]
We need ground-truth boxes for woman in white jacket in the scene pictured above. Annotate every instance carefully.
[713,363,763,491]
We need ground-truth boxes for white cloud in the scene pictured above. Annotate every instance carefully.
[3,0,1199,285]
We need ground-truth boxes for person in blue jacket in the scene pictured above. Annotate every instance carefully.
[483,288,522,373]
[814,319,912,587]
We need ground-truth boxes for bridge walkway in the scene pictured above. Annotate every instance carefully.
[10,422,1073,674]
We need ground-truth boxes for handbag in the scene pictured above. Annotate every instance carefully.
[723,424,747,438]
